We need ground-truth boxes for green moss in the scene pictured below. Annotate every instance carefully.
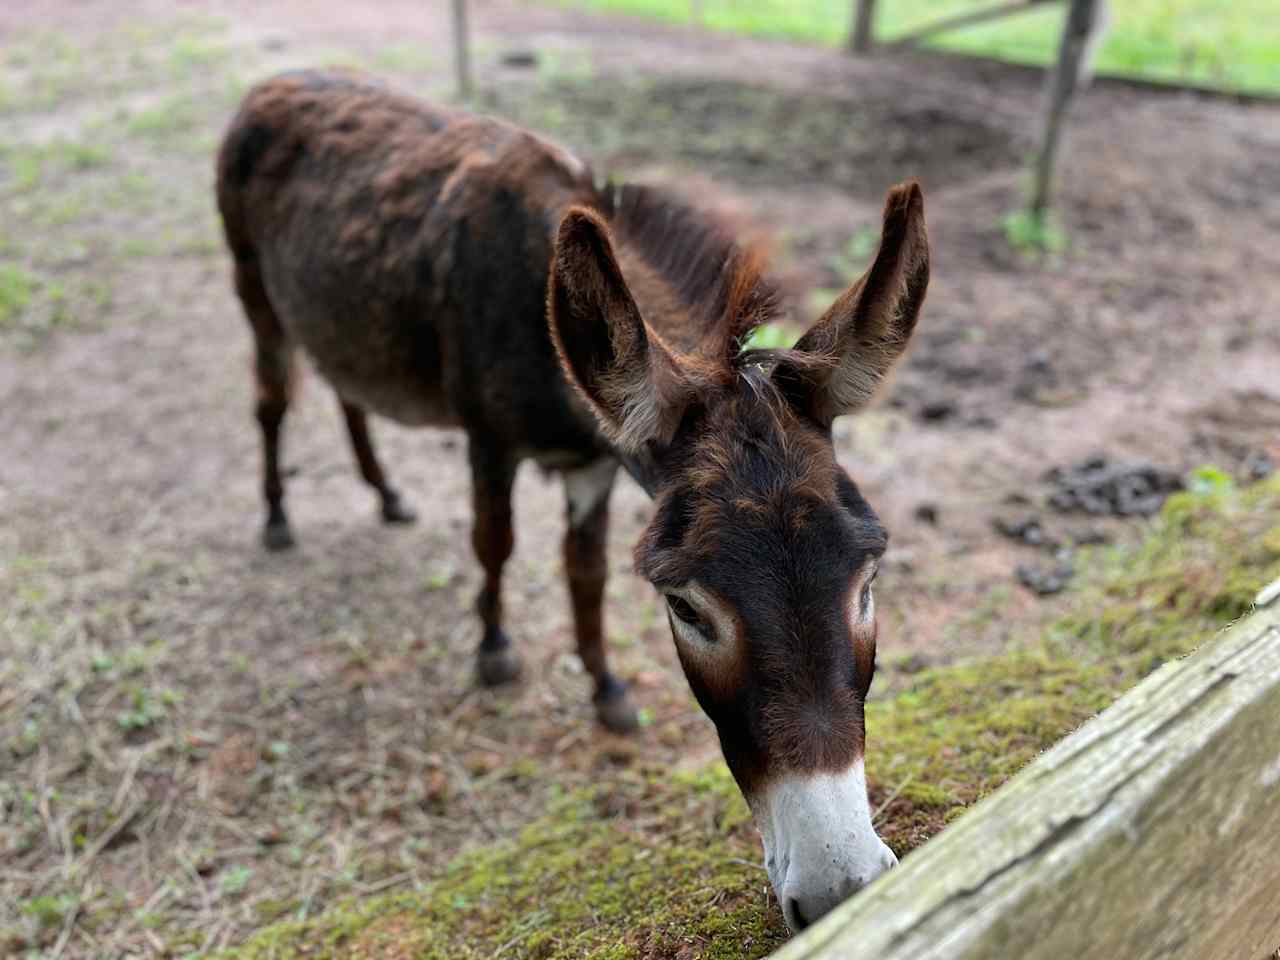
[222,476,1280,959]
[870,474,1280,851]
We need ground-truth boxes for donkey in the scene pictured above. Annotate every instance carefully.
[217,69,929,932]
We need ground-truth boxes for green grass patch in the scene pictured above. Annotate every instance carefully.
[1002,207,1068,257]
[1,139,111,194]
[126,95,202,139]
[169,35,233,76]
[223,475,1280,958]
[553,0,1280,95]
[372,43,439,73]
[0,264,37,325]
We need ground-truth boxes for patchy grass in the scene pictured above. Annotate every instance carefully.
[221,475,1280,959]
[0,139,110,196]
[0,19,254,347]
[1002,207,1068,258]
[558,0,1280,95]
[371,43,439,74]
[169,35,234,77]
[0,264,37,325]
[125,94,203,140]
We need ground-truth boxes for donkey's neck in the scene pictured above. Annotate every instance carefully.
[599,183,779,360]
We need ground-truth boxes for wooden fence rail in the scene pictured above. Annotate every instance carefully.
[771,594,1280,960]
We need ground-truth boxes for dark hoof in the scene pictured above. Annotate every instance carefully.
[595,684,640,734]
[262,522,296,552]
[477,646,523,687]
[381,492,417,525]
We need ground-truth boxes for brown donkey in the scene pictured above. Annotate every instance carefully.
[217,70,928,932]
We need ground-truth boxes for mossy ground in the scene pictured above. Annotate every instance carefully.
[223,476,1280,959]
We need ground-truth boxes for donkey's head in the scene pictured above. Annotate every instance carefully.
[549,182,928,933]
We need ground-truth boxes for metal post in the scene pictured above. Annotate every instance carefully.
[451,0,472,100]
[1030,0,1102,219]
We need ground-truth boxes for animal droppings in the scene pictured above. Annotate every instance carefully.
[1045,456,1183,518]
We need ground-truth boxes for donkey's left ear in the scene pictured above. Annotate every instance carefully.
[548,206,692,452]
[784,181,929,424]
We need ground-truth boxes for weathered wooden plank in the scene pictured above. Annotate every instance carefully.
[889,0,1056,49]
[771,600,1280,960]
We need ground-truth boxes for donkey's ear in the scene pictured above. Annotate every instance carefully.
[548,206,690,452]
[785,181,929,424]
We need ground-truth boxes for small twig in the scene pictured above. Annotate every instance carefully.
[872,774,914,826]
[357,870,415,895]
[727,857,768,872]
[110,748,144,814]
[49,877,91,960]
[80,797,144,867]
[200,919,228,955]
[447,757,498,840]
[34,746,61,853]
[63,693,116,774]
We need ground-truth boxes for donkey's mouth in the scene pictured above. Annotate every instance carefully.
[752,761,898,933]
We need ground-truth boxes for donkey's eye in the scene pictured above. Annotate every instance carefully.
[667,595,709,637]
[858,566,878,621]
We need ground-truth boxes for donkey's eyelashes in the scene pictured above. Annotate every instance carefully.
[667,594,710,639]
[662,584,740,661]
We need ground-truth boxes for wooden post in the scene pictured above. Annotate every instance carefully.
[451,0,472,101]
[1029,0,1102,220]
[849,0,877,53]
[769,599,1280,960]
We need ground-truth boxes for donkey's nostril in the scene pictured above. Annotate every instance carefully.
[785,897,810,932]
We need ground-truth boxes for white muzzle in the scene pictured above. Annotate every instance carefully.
[754,761,898,933]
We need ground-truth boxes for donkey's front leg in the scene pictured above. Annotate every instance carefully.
[469,440,523,687]
[563,458,639,733]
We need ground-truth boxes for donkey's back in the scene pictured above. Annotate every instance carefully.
[217,69,600,436]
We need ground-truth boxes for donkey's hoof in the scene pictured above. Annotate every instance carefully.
[262,522,296,552]
[595,684,640,734]
[477,646,523,687]
[381,493,417,525]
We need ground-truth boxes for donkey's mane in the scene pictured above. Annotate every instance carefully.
[596,182,782,362]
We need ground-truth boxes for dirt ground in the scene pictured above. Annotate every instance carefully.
[2,0,1279,955]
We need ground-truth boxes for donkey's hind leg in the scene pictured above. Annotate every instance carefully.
[469,439,523,687]
[234,261,297,552]
[563,458,638,732]
[339,401,417,525]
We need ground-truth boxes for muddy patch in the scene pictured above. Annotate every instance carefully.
[485,74,1025,197]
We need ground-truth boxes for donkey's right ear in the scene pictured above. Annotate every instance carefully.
[548,207,689,452]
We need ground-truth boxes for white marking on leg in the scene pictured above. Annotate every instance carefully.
[564,458,618,528]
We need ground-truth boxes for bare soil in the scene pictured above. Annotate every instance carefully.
[2,1,1278,955]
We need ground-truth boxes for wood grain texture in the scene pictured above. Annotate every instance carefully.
[772,602,1280,960]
